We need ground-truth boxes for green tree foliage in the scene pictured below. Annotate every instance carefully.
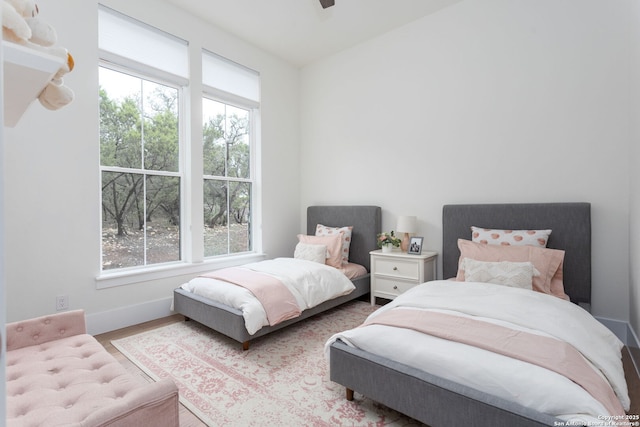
[100,83,180,238]
[143,87,179,172]
[100,88,144,237]
[100,78,252,264]
[202,104,251,231]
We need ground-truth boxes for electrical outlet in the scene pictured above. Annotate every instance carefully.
[56,295,69,311]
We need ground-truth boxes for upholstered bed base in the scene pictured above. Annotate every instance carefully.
[330,340,559,427]
[173,205,381,350]
[173,275,370,350]
[329,202,592,426]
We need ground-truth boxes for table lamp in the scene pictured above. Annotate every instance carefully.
[396,215,417,252]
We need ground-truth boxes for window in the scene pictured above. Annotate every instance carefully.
[99,6,187,272]
[99,67,181,270]
[203,99,251,256]
[98,7,261,278]
[202,51,260,258]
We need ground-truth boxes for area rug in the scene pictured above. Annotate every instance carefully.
[112,300,422,426]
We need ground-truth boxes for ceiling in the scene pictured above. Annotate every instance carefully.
[165,0,462,67]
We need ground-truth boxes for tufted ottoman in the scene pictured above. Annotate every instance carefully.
[6,310,179,427]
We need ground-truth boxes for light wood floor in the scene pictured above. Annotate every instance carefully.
[95,314,207,427]
[95,315,640,426]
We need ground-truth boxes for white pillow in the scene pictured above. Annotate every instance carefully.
[294,242,327,264]
[471,226,551,248]
[460,258,540,290]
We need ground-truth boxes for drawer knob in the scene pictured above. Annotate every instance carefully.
[393,266,398,271]
[393,285,398,290]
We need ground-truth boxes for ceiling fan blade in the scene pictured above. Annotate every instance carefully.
[320,0,335,9]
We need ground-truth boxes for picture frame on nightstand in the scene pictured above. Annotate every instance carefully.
[408,237,423,255]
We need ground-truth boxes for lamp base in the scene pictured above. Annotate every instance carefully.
[401,233,410,252]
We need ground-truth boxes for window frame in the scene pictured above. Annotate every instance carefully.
[96,64,266,289]
[98,61,187,273]
[96,12,264,290]
[202,92,257,259]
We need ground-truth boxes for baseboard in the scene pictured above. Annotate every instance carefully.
[596,316,640,378]
[627,322,640,348]
[626,322,640,379]
[596,316,630,343]
[86,296,174,335]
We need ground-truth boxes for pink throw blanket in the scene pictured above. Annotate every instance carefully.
[363,309,625,416]
[201,268,301,326]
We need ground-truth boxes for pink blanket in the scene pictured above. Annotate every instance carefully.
[363,309,625,416]
[201,268,301,326]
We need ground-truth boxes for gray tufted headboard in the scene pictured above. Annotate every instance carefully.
[442,203,591,306]
[307,206,381,272]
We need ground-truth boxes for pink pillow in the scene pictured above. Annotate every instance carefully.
[456,239,569,300]
[337,262,368,280]
[297,234,343,268]
[316,224,353,265]
[549,265,567,301]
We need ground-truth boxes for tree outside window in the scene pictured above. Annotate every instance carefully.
[99,67,181,270]
[203,98,252,257]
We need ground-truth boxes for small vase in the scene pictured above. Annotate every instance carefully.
[381,245,392,253]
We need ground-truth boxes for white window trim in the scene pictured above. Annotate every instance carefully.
[100,51,189,89]
[95,252,267,289]
[201,93,259,259]
[98,62,186,276]
[96,71,263,287]
[203,87,260,111]
[96,8,263,288]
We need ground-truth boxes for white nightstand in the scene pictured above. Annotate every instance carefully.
[370,249,438,305]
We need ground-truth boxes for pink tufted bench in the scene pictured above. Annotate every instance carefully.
[6,310,179,427]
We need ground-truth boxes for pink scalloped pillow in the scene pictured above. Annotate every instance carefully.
[297,233,343,268]
[456,239,568,300]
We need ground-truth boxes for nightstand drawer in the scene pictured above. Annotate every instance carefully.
[373,277,417,298]
[369,249,438,305]
[375,258,420,280]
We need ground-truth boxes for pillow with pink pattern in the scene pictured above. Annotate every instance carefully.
[316,224,353,265]
[471,226,551,248]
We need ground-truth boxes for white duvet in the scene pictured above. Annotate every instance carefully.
[181,258,355,335]
[325,280,630,425]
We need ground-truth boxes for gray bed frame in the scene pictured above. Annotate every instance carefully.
[173,205,381,350]
[329,202,591,427]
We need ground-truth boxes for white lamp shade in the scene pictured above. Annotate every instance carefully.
[396,216,417,233]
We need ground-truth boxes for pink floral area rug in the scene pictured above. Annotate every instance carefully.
[111,300,423,426]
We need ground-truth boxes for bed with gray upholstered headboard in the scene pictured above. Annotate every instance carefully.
[442,202,592,309]
[173,205,381,350]
[328,202,628,427]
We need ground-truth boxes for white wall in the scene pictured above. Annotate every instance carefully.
[630,2,640,341]
[0,1,6,416]
[3,0,301,332]
[4,0,637,332]
[632,131,640,340]
[300,0,634,321]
